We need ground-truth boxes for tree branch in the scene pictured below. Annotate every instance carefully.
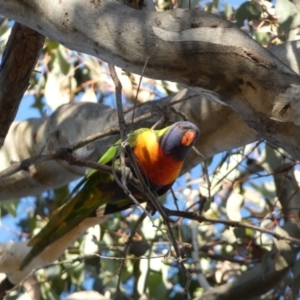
[0,22,45,148]
[1,1,300,156]
[0,217,108,286]
[0,37,298,200]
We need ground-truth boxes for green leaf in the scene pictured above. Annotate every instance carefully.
[275,0,299,40]
[224,3,234,20]
[213,0,219,9]
[233,227,246,239]
[148,272,168,299]
[180,0,202,9]
[46,39,60,50]
[254,31,270,45]
[41,282,60,300]
[57,45,71,75]
[0,19,10,37]
[70,260,84,286]
[205,3,214,13]
[0,199,18,217]
[235,1,263,27]
[128,239,150,257]
[274,253,289,271]
[30,74,46,113]
[44,264,61,279]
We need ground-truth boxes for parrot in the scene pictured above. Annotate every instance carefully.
[20,121,200,270]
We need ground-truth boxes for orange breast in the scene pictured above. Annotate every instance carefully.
[133,130,183,186]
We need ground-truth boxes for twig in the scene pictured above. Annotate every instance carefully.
[170,188,180,211]
[170,106,188,121]
[108,65,126,139]
[108,56,192,297]
[125,92,199,114]
[116,212,147,292]
[192,146,212,208]
[0,149,143,192]
[0,111,158,182]
[108,64,129,188]
[108,64,156,222]
[210,141,262,190]
[165,208,300,246]
[150,116,166,130]
[190,222,210,290]
[130,43,161,129]
[110,155,153,219]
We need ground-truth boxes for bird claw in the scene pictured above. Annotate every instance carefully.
[121,139,129,148]
[123,166,133,182]
[145,202,156,215]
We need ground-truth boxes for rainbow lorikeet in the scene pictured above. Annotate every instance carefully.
[20,121,200,270]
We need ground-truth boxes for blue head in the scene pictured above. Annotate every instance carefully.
[159,121,200,161]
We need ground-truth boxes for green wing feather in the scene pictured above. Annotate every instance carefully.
[20,172,113,270]
[87,128,149,178]
[20,127,156,270]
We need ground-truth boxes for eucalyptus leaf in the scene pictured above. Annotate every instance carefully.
[0,199,18,217]
[236,1,263,27]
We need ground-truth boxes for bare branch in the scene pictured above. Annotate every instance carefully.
[166,209,300,245]
[0,23,45,147]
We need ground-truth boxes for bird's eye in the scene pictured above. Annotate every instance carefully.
[177,124,183,129]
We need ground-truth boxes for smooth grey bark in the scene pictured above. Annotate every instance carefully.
[0,89,257,200]
[0,216,108,285]
[0,0,300,157]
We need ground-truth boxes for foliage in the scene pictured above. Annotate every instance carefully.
[1,0,300,299]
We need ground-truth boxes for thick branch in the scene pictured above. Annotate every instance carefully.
[1,1,300,156]
[0,22,45,147]
[0,216,108,285]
